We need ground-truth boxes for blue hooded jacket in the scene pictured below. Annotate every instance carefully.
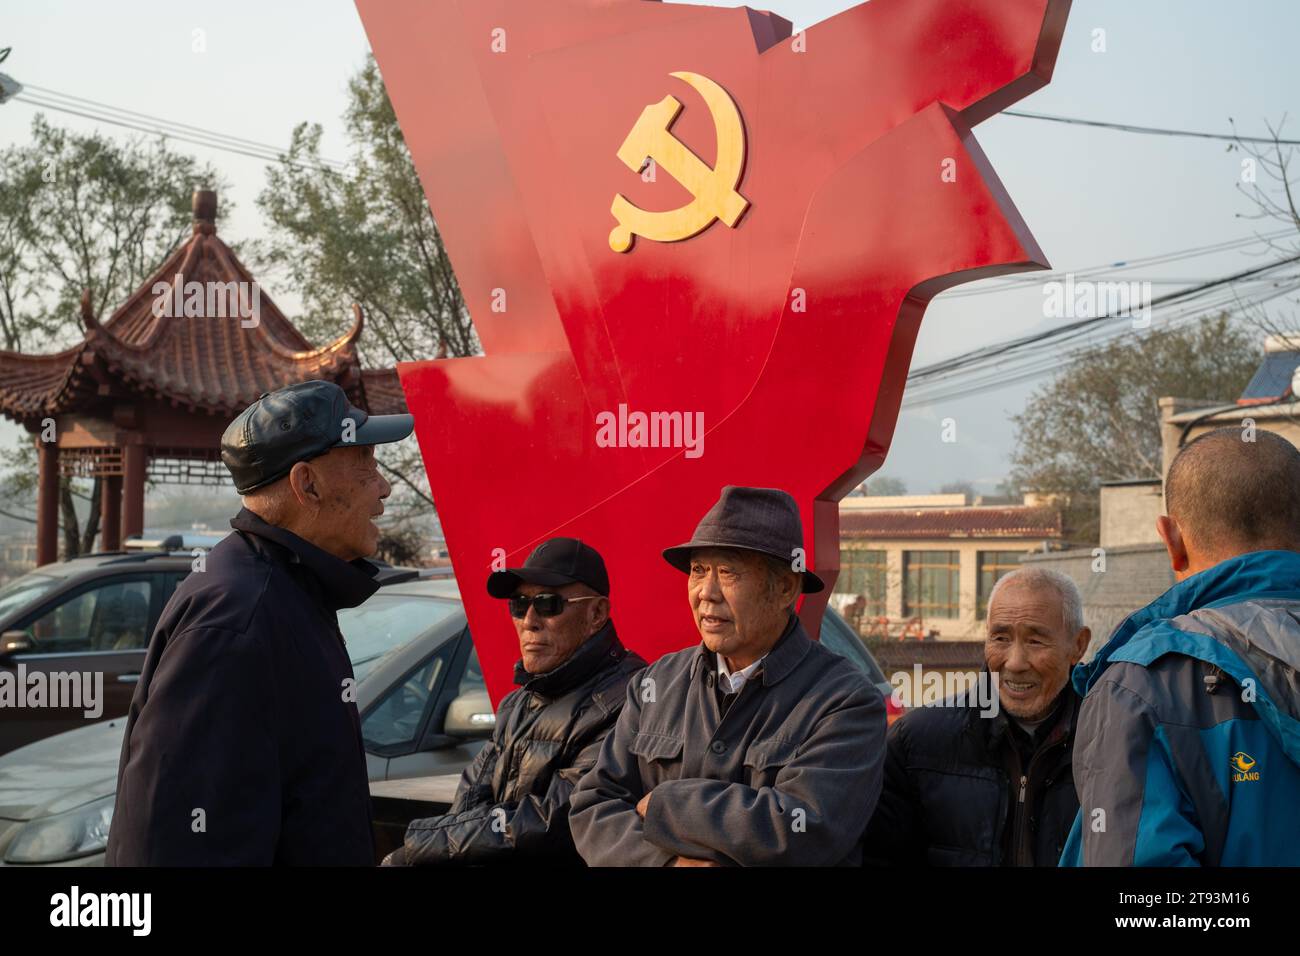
[1060,549,1300,866]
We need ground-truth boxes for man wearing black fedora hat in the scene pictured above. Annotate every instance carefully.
[570,486,887,866]
[386,537,646,866]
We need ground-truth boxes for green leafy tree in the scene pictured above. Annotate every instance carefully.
[257,56,473,364]
[865,476,907,496]
[1009,313,1260,543]
[257,56,475,546]
[0,116,223,556]
[938,480,976,498]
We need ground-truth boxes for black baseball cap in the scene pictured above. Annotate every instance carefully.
[486,537,610,598]
[221,380,415,494]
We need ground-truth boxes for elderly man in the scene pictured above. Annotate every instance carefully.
[569,485,886,866]
[864,568,1089,866]
[1063,428,1300,866]
[386,537,645,865]
[107,380,412,866]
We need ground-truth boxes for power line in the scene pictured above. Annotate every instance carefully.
[902,278,1300,408]
[23,84,343,165]
[904,273,1300,404]
[1003,109,1300,146]
[925,260,1300,382]
[10,90,349,174]
[920,274,1300,391]
[908,254,1300,384]
[937,230,1295,298]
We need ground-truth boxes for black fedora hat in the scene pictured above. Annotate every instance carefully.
[662,486,824,593]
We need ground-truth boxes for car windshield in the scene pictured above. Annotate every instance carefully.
[0,572,59,622]
[339,593,461,681]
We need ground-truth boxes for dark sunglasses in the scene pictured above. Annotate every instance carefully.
[507,593,600,619]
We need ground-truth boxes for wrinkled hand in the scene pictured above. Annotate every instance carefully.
[670,856,721,867]
[635,791,652,818]
[380,847,406,867]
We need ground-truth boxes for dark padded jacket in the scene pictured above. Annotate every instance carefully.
[400,622,645,865]
[107,508,378,866]
[864,685,1080,867]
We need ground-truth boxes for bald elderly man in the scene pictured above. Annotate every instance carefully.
[108,381,412,865]
[1063,427,1300,866]
[864,568,1089,866]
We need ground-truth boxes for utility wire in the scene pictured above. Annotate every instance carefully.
[905,272,1300,401]
[916,277,1297,391]
[908,255,1300,383]
[902,279,1300,408]
[938,230,1295,298]
[11,91,349,174]
[22,84,344,166]
[1003,109,1300,146]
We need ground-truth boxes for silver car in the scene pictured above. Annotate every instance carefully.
[0,574,492,866]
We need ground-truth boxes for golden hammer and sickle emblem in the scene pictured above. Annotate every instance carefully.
[609,71,749,253]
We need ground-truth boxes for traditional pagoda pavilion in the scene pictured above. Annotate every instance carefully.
[0,190,408,565]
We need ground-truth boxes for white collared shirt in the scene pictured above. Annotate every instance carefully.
[717,653,765,696]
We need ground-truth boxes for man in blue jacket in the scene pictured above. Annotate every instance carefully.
[1062,426,1300,866]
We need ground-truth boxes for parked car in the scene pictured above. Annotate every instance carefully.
[818,607,907,726]
[0,572,491,866]
[0,549,200,756]
[0,540,438,757]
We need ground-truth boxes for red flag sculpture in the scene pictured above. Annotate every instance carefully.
[356,0,1071,702]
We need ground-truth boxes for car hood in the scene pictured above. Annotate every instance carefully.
[0,719,124,821]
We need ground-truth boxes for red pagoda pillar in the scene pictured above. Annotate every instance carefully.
[122,442,146,542]
[100,473,123,552]
[36,439,59,566]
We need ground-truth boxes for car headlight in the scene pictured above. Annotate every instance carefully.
[5,794,114,864]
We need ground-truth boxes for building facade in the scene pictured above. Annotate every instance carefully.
[834,493,1063,640]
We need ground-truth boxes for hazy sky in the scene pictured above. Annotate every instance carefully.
[4,0,1299,495]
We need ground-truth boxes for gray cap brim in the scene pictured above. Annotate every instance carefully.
[348,413,415,447]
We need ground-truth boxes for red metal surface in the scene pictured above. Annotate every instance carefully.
[356,0,1070,703]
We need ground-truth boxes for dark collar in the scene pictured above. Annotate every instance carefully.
[984,680,1079,752]
[690,613,811,687]
[230,507,380,611]
[512,622,625,697]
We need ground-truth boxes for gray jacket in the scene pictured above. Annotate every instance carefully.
[569,615,886,866]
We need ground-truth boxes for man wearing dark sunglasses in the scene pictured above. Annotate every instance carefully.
[384,537,645,866]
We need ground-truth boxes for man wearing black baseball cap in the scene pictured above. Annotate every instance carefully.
[108,380,414,866]
[570,485,887,866]
[386,537,646,866]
